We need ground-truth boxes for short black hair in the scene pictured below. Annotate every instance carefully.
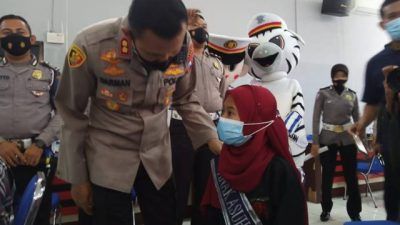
[0,14,32,34]
[380,0,400,18]
[128,0,188,40]
[331,64,349,78]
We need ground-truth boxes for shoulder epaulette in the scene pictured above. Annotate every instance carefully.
[39,61,60,73]
[348,88,356,94]
[320,86,331,91]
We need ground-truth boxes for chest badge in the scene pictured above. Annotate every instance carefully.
[117,91,129,102]
[32,91,45,97]
[164,85,176,106]
[213,61,220,70]
[106,100,121,112]
[164,64,185,78]
[344,93,353,102]
[101,50,125,77]
[32,70,43,80]
[100,88,113,98]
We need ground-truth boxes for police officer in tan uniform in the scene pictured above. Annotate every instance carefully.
[0,15,60,225]
[169,9,227,225]
[55,0,222,224]
[311,64,362,222]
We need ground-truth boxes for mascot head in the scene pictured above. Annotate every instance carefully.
[208,34,251,85]
[246,13,305,82]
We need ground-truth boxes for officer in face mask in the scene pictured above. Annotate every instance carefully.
[0,14,61,225]
[169,8,227,225]
[311,64,362,222]
[55,0,222,224]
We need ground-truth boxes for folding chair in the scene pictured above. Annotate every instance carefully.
[13,172,46,225]
[356,155,384,208]
[50,193,61,225]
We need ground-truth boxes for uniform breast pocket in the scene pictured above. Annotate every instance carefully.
[0,80,11,106]
[0,80,10,91]
[26,79,51,103]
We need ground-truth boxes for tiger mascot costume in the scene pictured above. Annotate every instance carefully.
[246,13,307,169]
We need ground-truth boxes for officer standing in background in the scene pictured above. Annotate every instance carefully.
[169,9,226,225]
[0,14,61,225]
[311,64,361,222]
[55,0,222,224]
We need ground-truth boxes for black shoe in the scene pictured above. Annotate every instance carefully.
[320,211,330,222]
[350,215,361,221]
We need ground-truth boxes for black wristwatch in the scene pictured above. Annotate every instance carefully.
[34,139,47,149]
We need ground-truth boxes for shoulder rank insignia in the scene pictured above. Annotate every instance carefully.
[120,38,130,56]
[68,44,87,68]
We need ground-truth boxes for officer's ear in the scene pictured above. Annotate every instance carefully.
[30,35,36,45]
[379,21,385,30]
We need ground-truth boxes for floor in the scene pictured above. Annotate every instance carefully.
[62,191,388,225]
[182,191,387,225]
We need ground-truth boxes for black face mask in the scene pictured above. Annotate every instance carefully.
[0,33,32,56]
[332,79,347,94]
[137,52,173,72]
[189,28,209,45]
[133,36,189,72]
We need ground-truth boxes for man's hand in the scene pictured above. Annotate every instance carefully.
[310,144,320,157]
[24,144,43,166]
[0,141,26,167]
[71,182,93,215]
[349,122,366,138]
[208,139,222,155]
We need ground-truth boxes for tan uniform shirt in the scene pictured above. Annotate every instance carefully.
[312,86,359,146]
[55,17,218,193]
[191,52,226,113]
[0,56,61,145]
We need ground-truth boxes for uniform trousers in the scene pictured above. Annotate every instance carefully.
[319,143,361,218]
[86,164,177,225]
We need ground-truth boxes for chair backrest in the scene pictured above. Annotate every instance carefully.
[13,172,46,225]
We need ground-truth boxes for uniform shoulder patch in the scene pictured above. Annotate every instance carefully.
[68,44,87,68]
